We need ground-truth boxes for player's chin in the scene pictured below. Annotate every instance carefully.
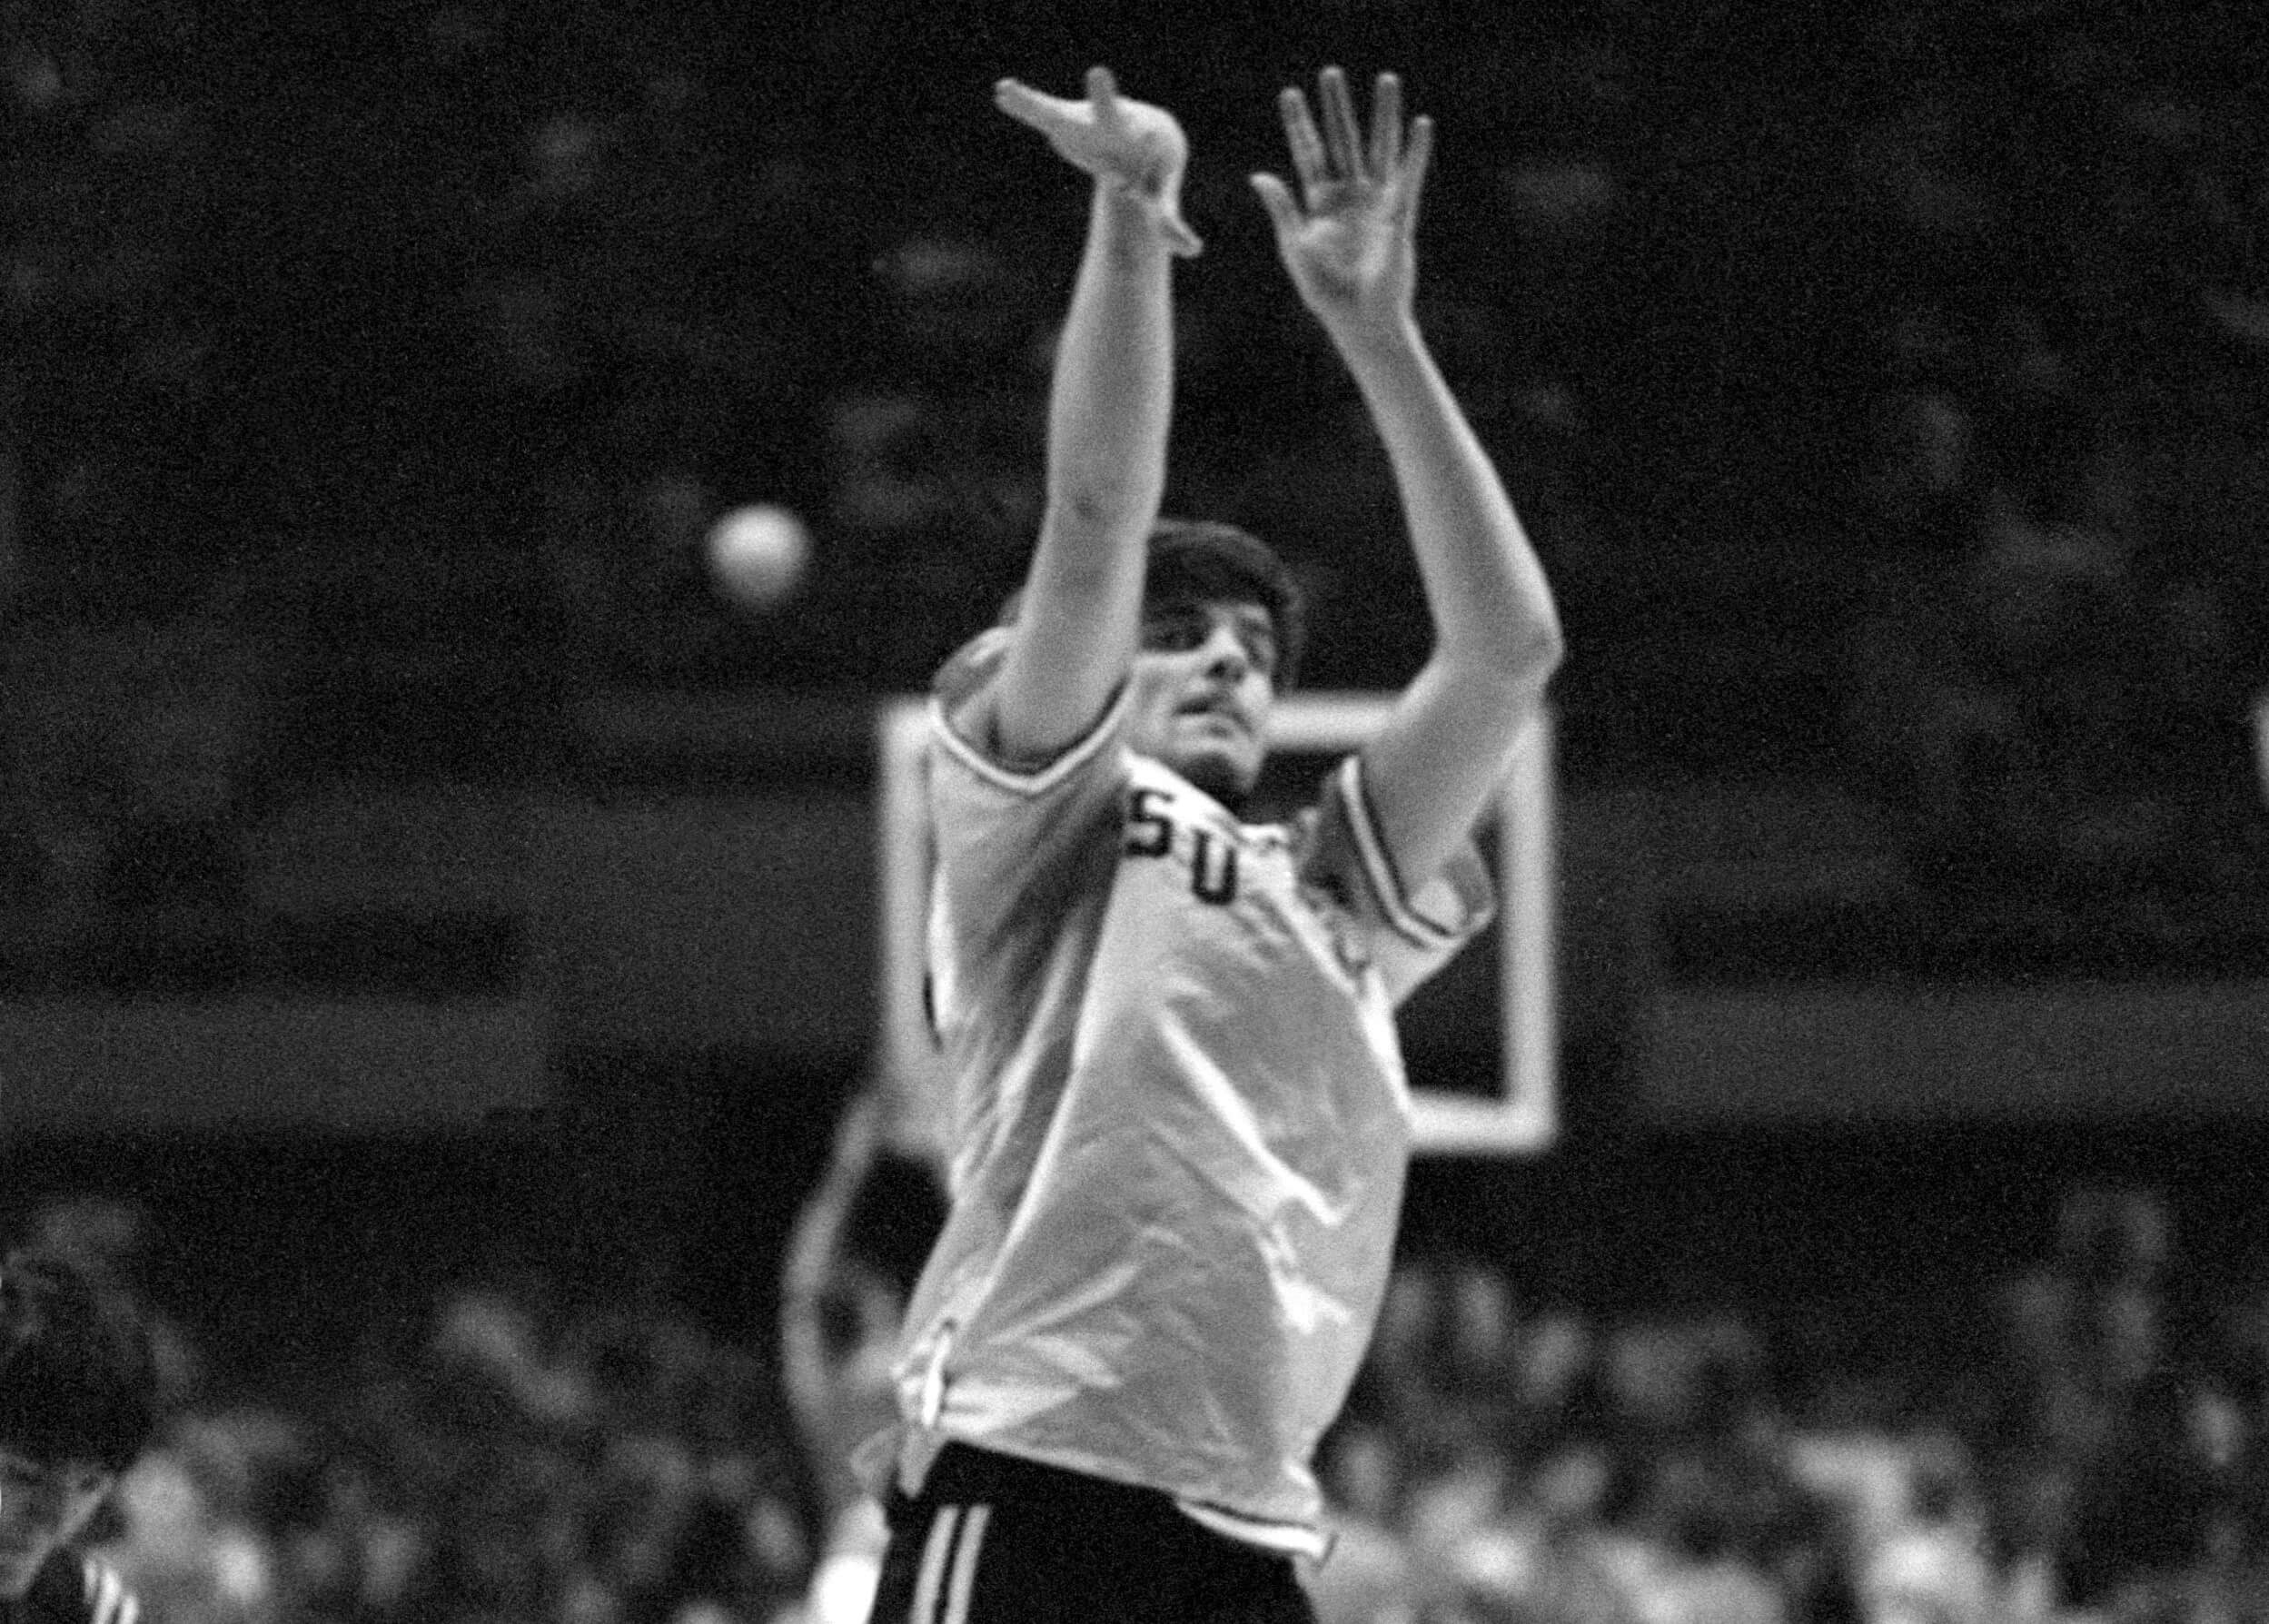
[1168,738,1263,807]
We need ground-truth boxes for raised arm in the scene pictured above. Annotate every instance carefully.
[1253,67,1563,895]
[976,68,1198,764]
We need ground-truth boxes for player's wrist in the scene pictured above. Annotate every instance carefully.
[1320,303,1424,362]
[1091,177,1190,258]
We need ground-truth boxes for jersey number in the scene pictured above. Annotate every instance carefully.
[1125,787,1239,906]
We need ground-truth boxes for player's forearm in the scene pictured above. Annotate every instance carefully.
[1038,182,1175,565]
[1338,316,1563,688]
[988,183,1175,758]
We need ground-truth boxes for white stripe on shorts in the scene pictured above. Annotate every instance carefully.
[911,1506,959,1622]
[82,1560,140,1624]
[944,1504,989,1624]
[909,1502,992,1624]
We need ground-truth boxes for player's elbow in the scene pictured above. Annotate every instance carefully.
[1516,616,1567,687]
[1454,613,1564,693]
[1047,461,1161,538]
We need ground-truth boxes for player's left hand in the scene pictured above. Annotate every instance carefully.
[1250,67,1432,336]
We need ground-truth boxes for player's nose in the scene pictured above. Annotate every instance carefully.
[1198,625,1252,678]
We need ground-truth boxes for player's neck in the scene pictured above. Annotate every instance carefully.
[1167,758,1253,818]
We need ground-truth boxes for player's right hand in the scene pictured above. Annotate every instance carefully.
[995,67,1203,257]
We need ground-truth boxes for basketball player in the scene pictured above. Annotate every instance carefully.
[0,1248,157,1624]
[858,64,1562,1621]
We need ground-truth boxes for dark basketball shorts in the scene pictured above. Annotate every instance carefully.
[867,1444,1317,1624]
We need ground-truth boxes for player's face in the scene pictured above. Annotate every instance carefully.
[0,1444,114,1599]
[1127,597,1278,804]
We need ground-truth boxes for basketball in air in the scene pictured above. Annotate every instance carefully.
[707,503,811,609]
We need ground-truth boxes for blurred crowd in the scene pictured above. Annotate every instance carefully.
[95,1275,818,1624]
[18,1180,2256,1624]
[5,0,2267,979]
[1306,1184,2269,1624]
[7,0,2266,728]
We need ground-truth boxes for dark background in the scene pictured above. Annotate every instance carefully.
[3,0,2268,1611]
[6,0,2268,1341]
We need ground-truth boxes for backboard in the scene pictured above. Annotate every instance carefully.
[875,694,1557,1157]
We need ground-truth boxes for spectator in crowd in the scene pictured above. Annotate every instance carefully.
[6,1164,2250,1624]
[0,1244,162,1624]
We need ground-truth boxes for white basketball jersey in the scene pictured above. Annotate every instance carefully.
[867,629,1492,1551]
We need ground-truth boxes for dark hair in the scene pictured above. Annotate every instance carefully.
[1143,520,1306,688]
[994,519,1307,687]
[0,1249,158,1473]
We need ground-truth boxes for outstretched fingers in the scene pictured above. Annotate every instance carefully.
[993,67,1124,144]
[1278,67,1428,202]
[994,76,1064,135]
[1367,73,1403,178]
[1248,169,1302,236]
[1085,64,1120,127]
[1277,84,1330,199]
[1393,114,1436,234]
[1315,65,1366,183]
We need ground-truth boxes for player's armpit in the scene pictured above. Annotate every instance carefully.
[1353,657,1541,909]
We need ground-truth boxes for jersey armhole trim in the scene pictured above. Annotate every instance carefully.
[930,680,1132,798]
[1334,755,1467,949]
